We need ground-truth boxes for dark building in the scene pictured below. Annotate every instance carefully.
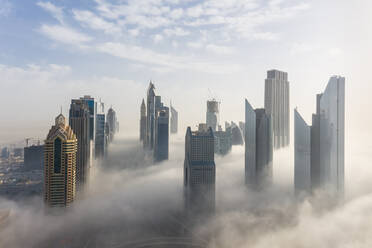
[80,95,95,141]
[1,147,9,159]
[107,107,117,143]
[154,108,169,162]
[69,99,90,189]
[184,127,215,214]
[140,99,146,141]
[245,100,273,190]
[24,145,44,171]
[230,122,244,145]
[95,113,105,158]
[146,82,156,149]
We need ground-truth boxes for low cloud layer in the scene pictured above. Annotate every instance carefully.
[1,136,372,247]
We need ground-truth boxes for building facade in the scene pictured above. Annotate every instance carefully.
[146,82,156,149]
[184,127,215,213]
[264,69,290,149]
[154,107,169,162]
[294,76,345,197]
[69,99,90,189]
[294,109,311,196]
[24,145,44,171]
[206,99,220,132]
[170,104,178,134]
[44,114,77,207]
[245,100,273,189]
[140,99,146,141]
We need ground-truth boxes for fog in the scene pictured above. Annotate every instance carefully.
[1,132,372,248]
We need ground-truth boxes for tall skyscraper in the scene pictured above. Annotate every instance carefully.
[206,99,219,131]
[294,109,311,195]
[140,99,147,141]
[69,99,90,189]
[184,127,215,213]
[264,69,290,149]
[146,82,156,149]
[80,95,95,141]
[44,114,77,207]
[245,100,273,189]
[170,103,178,134]
[95,100,105,159]
[154,107,169,162]
[107,107,117,143]
[294,76,345,197]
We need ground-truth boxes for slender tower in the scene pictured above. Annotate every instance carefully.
[140,99,147,141]
[184,127,215,213]
[170,102,178,134]
[44,114,77,207]
[264,70,290,149]
[146,82,156,149]
[69,99,90,190]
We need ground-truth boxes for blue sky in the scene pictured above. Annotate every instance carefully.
[0,0,371,147]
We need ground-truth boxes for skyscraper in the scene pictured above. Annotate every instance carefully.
[245,100,273,189]
[69,99,90,189]
[154,107,169,162]
[146,82,156,149]
[264,69,290,149]
[294,76,345,197]
[206,99,219,131]
[170,103,178,134]
[107,107,117,143]
[44,114,77,207]
[140,99,147,141]
[80,95,95,141]
[184,127,215,213]
[95,100,105,159]
[24,145,44,171]
[294,109,311,195]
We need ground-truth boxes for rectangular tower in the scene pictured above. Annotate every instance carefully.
[69,99,90,189]
[170,105,178,134]
[245,100,273,189]
[44,114,77,207]
[265,69,290,149]
[294,109,311,196]
[154,107,169,162]
[206,99,219,132]
[184,127,215,213]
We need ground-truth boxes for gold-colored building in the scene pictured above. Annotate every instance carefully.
[44,114,77,207]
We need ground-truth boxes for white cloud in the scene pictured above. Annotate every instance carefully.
[163,27,190,37]
[37,1,64,24]
[97,42,243,74]
[128,29,140,37]
[153,34,164,43]
[40,24,92,45]
[187,41,204,49]
[252,32,279,41]
[73,10,122,35]
[206,44,235,55]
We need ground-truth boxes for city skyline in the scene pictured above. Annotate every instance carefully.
[0,1,372,247]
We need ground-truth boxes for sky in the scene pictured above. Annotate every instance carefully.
[0,0,371,148]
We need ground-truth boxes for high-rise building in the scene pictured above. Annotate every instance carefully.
[239,121,245,137]
[294,109,311,195]
[107,107,117,143]
[146,82,156,149]
[154,107,169,162]
[95,100,105,159]
[230,122,244,145]
[24,145,44,171]
[214,127,232,155]
[294,76,345,197]
[206,99,219,131]
[184,127,215,213]
[264,69,290,149]
[44,114,77,207]
[170,103,178,134]
[69,99,90,189]
[80,95,96,141]
[245,100,273,190]
[1,147,9,159]
[140,99,147,141]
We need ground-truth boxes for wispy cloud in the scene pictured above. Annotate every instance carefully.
[37,1,64,24]
[39,24,92,45]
